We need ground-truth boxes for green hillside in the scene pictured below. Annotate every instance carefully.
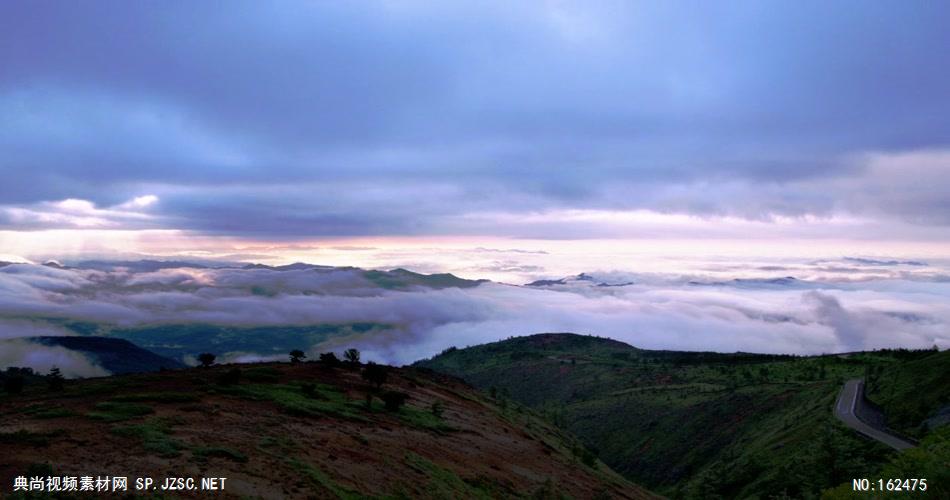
[823,424,950,499]
[417,333,947,499]
[866,349,950,438]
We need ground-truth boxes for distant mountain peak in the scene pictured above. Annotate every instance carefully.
[524,273,634,288]
[31,336,184,374]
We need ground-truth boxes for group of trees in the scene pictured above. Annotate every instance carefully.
[194,348,363,368]
[361,361,405,410]
[288,348,363,365]
[191,348,408,413]
[2,366,65,394]
[314,349,362,368]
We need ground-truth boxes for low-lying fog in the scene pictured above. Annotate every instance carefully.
[1,257,948,375]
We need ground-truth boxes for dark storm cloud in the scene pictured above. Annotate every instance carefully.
[1,1,950,235]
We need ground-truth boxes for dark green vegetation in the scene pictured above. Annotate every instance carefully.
[86,401,155,422]
[824,425,950,499]
[362,268,484,290]
[866,349,950,438]
[1,358,652,499]
[417,333,950,499]
[111,418,184,458]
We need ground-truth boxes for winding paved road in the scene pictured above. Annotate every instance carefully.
[834,378,915,451]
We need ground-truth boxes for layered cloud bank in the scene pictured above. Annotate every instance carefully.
[1,2,950,243]
[1,260,947,369]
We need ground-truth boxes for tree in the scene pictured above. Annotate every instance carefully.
[381,391,409,411]
[47,367,65,391]
[198,353,216,368]
[319,352,341,368]
[289,349,306,364]
[344,348,360,365]
[361,362,388,389]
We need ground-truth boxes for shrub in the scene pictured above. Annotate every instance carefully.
[289,349,306,364]
[381,391,409,411]
[4,375,24,394]
[430,400,444,418]
[47,367,65,391]
[301,383,317,398]
[361,362,388,389]
[112,420,182,457]
[572,445,598,468]
[344,348,361,365]
[197,353,216,367]
[217,368,242,386]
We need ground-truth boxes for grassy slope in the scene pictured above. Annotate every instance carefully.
[0,361,653,499]
[417,334,946,499]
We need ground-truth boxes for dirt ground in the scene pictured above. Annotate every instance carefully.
[0,362,657,499]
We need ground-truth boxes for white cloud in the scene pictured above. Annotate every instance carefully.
[0,195,161,230]
[0,261,947,368]
[0,339,110,378]
[115,194,160,210]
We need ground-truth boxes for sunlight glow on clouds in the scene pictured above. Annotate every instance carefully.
[0,1,948,246]
[0,195,160,230]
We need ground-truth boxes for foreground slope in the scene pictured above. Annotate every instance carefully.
[417,334,947,498]
[0,361,653,499]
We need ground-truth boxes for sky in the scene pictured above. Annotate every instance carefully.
[1,2,950,370]
[0,0,949,272]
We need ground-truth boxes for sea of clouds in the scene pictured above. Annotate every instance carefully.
[1,258,948,374]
